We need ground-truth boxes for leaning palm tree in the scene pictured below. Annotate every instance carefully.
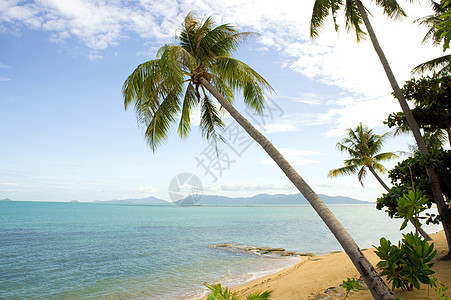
[412,0,451,74]
[329,123,432,240]
[123,12,394,299]
[310,0,451,259]
[328,123,398,191]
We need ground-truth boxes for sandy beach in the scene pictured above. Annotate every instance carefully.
[203,231,450,299]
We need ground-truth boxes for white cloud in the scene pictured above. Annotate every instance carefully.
[208,182,294,192]
[88,53,103,61]
[1,0,441,101]
[261,148,323,166]
[274,93,323,105]
[0,77,11,81]
[257,113,329,133]
[0,62,11,69]
[138,185,161,193]
[319,95,401,137]
[0,182,19,186]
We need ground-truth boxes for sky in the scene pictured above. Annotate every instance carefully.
[0,0,445,203]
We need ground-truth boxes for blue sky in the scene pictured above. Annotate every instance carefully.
[0,0,444,202]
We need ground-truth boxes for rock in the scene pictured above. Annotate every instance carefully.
[295,252,316,257]
[314,293,329,300]
[211,244,229,248]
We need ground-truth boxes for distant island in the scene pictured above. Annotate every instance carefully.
[94,193,373,206]
[0,198,12,202]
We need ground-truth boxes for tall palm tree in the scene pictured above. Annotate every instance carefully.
[329,123,432,240]
[412,0,451,74]
[310,0,451,258]
[123,12,394,299]
[328,123,398,191]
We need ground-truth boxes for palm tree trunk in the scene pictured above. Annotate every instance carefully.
[201,78,395,300]
[368,166,391,191]
[368,166,432,241]
[355,0,451,258]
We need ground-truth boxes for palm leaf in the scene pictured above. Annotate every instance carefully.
[328,165,359,177]
[246,290,273,300]
[374,0,407,20]
[345,0,366,41]
[210,57,273,112]
[411,54,451,74]
[357,166,367,186]
[178,82,198,137]
[311,0,344,39]
[200,94,225,144]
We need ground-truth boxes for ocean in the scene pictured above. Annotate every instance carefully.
[0,201,441,299]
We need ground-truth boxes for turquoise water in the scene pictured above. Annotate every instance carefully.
[0,201,441,299]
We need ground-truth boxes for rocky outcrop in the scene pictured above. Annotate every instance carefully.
[210,243,316,258]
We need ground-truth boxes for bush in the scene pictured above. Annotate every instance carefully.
[374,233,437,291]
[206,283,272,300]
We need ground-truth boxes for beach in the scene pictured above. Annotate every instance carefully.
[205,231,450,299]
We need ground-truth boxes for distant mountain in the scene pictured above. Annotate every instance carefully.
[0,198,12,202]
[93,196,170,205]
[96,193,371,206]
[176,193,372,205]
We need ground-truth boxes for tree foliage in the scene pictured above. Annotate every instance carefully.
[413,0,451,74]
[385,75,451,135]
[435,0,451,51]
[377,150,451,218]
[122,12,272,151]
[206,283,272,300]
[328,123,398,187]
[310,0,407,42]
[374,233,437,291]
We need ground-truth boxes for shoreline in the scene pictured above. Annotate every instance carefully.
[200,230,450,299]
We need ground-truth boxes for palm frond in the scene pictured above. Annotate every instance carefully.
[411,54,451,74]
[200,94,225,144]
[328,165,359,177]
[142,87,181,151]
[345,0,366,41]
[373,152,399,161]
[210,56,273,113]
[178,83,198,138]
[357,166,367,186]
[200,25,256,60]
[210,76,235,103]
[123,59,161,111]
[374,0,407,20]
[311,0,344,39]
[246,290,273,300]
[371,161,388,174]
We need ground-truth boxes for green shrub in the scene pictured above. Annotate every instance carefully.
[342,278,361,300]
[374,232,437,291]
[206,283,272,300]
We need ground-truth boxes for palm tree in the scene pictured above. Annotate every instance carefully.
[310,0,451,259]
[412,0,451,74]
[123,12,394,299]
[329,123,432,240]
[328,123,398,191]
